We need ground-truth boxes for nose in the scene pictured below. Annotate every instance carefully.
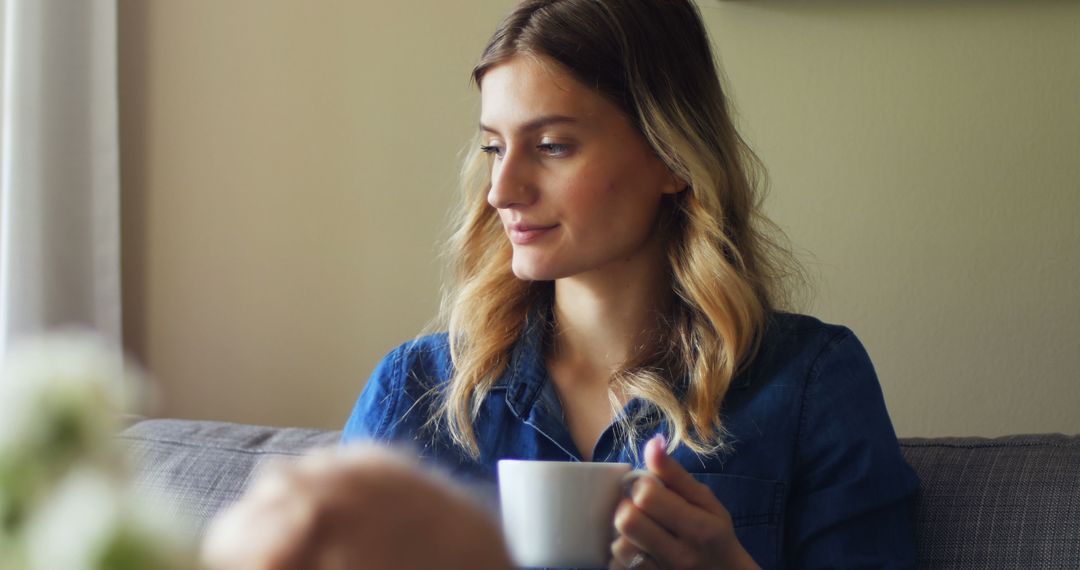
[486,149,536,210]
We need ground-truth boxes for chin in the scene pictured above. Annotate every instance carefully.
[510,264,552,282]
[510,257,563,282]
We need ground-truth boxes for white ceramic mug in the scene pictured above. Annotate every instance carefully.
[497,459,659,569]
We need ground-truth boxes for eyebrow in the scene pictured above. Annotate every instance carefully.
[479,114,579,135]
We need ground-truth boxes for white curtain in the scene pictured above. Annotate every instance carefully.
[0,0,120,360]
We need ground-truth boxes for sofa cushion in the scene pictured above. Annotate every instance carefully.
[120,419,1080,568]
[119,418,341,532]
[901,434,1080,569]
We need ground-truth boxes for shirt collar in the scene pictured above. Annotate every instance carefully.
[499,306,551,419]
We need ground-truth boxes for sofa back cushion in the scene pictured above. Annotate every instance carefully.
[901,434,1080,569]
[121,420,1080,568]
[120,418,339,532]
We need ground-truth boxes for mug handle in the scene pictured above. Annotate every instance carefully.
[621,469,664,495]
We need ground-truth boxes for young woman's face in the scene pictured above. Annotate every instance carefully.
[479,55,680,283]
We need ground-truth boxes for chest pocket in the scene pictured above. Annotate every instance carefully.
[690,473,785,569]
[689,472,785,527]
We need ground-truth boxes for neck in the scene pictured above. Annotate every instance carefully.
[549,242,671,379]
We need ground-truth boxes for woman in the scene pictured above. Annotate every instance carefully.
[210,1,918,569]
[343,1,918,568]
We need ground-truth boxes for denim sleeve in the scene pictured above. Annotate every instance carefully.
[786,329,918,569]
[340,346,404,444]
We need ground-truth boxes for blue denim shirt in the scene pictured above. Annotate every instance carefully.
[342,313,918,569]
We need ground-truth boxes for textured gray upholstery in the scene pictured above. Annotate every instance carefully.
[900,435,1080,569]
[119,419,340,530]
[120,419,1080,568]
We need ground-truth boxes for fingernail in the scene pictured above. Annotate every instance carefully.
[652,433,667,449]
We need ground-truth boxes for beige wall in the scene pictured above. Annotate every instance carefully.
[119,0,1080,435]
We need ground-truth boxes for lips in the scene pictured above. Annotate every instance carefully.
[508,222,558,245]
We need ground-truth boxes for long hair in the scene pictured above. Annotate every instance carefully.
[432,0,801,458]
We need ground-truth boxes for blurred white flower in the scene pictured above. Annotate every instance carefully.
[23,467,192,570]
[23,467,121,570]
[1,331,139,433]
[0,330,149,462]
[0,330,189,570]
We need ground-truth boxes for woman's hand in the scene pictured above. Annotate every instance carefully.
[201,444,514,570]
[609,435,761,570]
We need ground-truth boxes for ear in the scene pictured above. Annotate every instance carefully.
[661,169,689,195]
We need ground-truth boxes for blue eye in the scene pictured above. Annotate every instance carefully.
[480,145,504,158]
[538,143,571,157]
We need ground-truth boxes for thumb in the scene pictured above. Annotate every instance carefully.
[643,433,669,471]
[643,434,722,513]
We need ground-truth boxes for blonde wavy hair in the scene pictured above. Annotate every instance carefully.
[431,0,801,459]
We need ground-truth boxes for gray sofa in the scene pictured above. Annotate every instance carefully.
[119,419,1080,569]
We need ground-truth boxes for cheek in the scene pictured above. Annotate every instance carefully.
[554,165,660,235]
[560,179,615,225]
[604,175,662,229]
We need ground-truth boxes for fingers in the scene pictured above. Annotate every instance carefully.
[202,448,403,570]
[609,535,660,570]
[205,445,515,570]
[632,474,729,549]
[643,435,725,516]
[201,466,314,570]
[614,497,695,566]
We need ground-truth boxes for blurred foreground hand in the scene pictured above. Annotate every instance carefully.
[201,444,513,570]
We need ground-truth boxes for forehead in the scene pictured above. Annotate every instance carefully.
[479,55,606,130]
